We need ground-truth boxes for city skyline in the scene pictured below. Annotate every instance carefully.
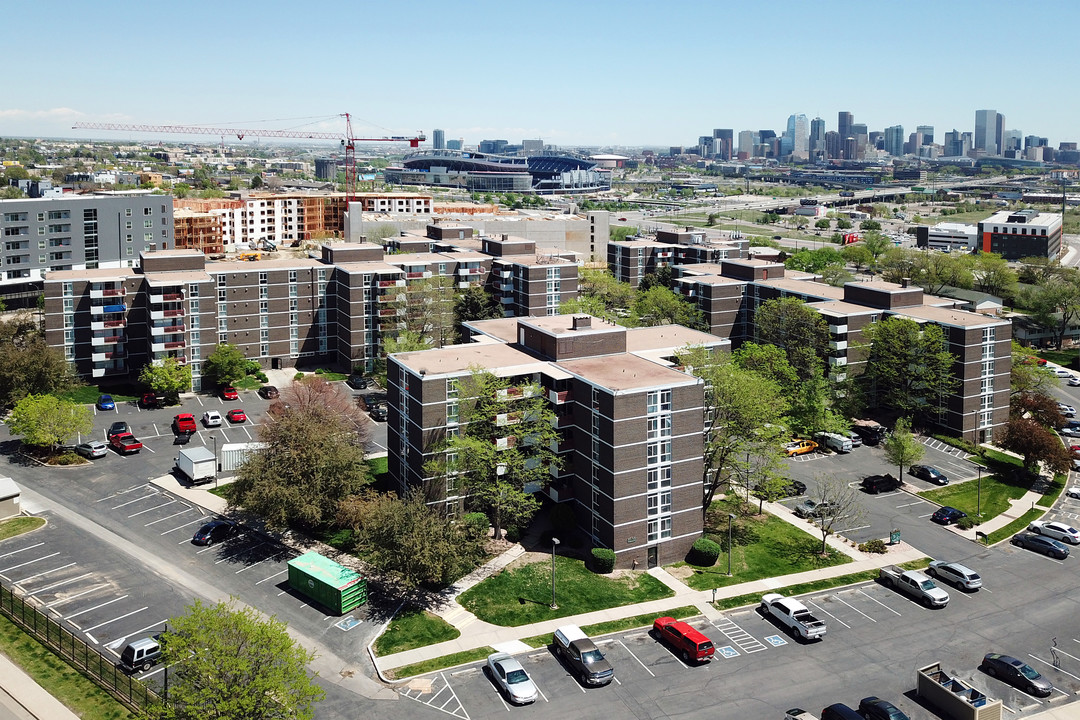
[3,0,1080,149]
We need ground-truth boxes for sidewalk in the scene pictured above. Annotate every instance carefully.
[0,652,80,720]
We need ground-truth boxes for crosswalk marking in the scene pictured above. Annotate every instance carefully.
[712,616,767,653]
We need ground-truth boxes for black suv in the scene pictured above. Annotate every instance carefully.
[861,473,901,494]
[346,374,370,390]
[258,385,279,399]
[852,424,888,446]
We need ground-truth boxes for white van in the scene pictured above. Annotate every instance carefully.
[815,432,853,454]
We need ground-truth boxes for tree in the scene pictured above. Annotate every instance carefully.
[632,285,703,329]
[862,318,958,424]
[840,244,874,272]
[230,377,371,530]
[731,342,799,395]
[861,231,891,261]
[836,218,853,230]
[972,252,1018,299]
[202,343,249,386]
[172,182,191,199]
[882,417,925,480]
[1001,417,1072,476]
[815,219,831,230]
[784,247,844,273]
[678,347,788,517]
[806,475,865,555]
[427,371,561,540]
[1020,271,1080,350]
[786,368,848,437]
[754,297,829,381]
[0,186,24,199]
[139,358,191,403]
[396,275,455,348]
[1017,256,1066,285]
[860,220,881,231]
[156,599,323,720]
[0,312,77,408]
[454,284,503,338]
[249,173,264,189]
[1010,342,1057,398]
[637,264,673,292]
[336,491,487,589]
[8,395,93,452]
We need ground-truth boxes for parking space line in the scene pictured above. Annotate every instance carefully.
[14,562,76,586]
[875,491,902,499]
[918,512,935,518]
[835,524,870,533]
[125,618,170,639]
[142,443,156,453]
[856,590,902,615]
[146,509,194,527]
[0,542,45,559]
[806,600,851,629]
[65,595,128,620]
[111,493,159,510]
[534,682,549,703]
[128,499,176,518]
[1053,648,1080,665]
[215,542,262,563]
[83,607,148,635]
[1029,654,1080,686]
[256,569,288,585]
[167,519,210,538]
[833,595,876,622]
[0,552,61,576]
[45,584,108,609]
[896,500,925,508]
[96,484,149,502]
[242,426,253,440]
[617,639,655,676]
[235,558,269,574]
[26,572,93,597]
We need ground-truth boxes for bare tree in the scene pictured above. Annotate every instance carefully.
[807,475,865,555]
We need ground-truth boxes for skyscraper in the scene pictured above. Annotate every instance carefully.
[916,125,934,146]
[851,123,868,159]
[737,130,755,157]
[432,129,446,150]
[713,129,733,160]
[974,110,997,155]
[786,114,809,161]
[825,131,841,160]
[995,113,1005,157]
[838,111,853,158]
[884,125,905,156]
[809,117,826,158]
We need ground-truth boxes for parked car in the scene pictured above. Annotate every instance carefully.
[1011,532,1069,559]
[1059,403,1076,418]
[202,410,222,427]
[109,433,143,455]
[173,413,197,434]
[118,635,163,673]
[847,432,863,448]
[931,507,966,525]
[1028,520,1080,544]
[1070,376,1080,387]
[1062,427,1080,438]
[861,474,901,494]
[759,593,826,641]
[107,421,129,438]
[909,465,949,485]
[552,625,614,686]
[258,385,279,399]
[927,560,982,591]
[486,652,538,704]
[879,565,950,607]
[226,409,247,423]
[360,393,383,412]
[369,406,388,422]
[794,498,834,519]
[1053,368,1074,379]
[346,374,370,390]
[221,386,239,400]
[139,392,164,409]
[1067,487,1080,500]
[75,440,108,459]
[852,423,888,446]
[785,439,818,457]
[981,653,1053,697]
[192,519,236,546]
[96,394,115,411]
[652,617,714,663]
[858,697,910,720]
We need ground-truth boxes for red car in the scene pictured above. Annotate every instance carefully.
[109,433,143,455]
[221,386,239,400]
[226,409,247,423]
[173,413,197,434]
[652,617,714,663]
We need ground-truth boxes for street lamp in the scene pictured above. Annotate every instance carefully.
[550,537,560,609]
[727,514,736,576]
[211,435,218,489]
[975,464,983,518]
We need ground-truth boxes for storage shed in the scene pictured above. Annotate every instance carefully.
[287,551,367,614]
[0,477,20,520]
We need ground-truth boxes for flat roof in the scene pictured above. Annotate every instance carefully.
[518,315,625,337]
[806,300,883,318]
[625,325,726,353]
[556,354,700,393]
[208,257,324,271]
[334,261,406,274]
[393,342,545,378]
[144,271,213,286]
[755,276,844,300]
[463,317,520,344]
[892,304,1009,329]
[46,268,136,281]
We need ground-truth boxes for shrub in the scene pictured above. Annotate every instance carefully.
[687,537,721,566]
[956,516,978,530]
[462,512,489,537]
[550,503,576,534]
[314,368,325,375]
[590,548,616,574]
[504,525,522,543]
[294,372,305,381]
[931,434,979,455]
[255,371,268,383]
[858,539,888,554]
[244,360,261,376]
[51,452,82,466]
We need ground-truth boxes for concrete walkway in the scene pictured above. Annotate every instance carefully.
[0,652,80,720]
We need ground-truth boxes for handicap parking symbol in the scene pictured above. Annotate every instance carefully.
[335,616,362,632]
[717,646,739,658]
[764,635,787,647]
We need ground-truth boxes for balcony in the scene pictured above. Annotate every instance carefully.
[829,340,848,351]
[495,412,522,427]
[149,291,183,304]
[150,308,185,320]
[91,365,125,378]
[92,350,126,362]
[500,296,514,305]
[91,318,126,331]
[151,323,186,336]
[499,283,513,292]
[152,340,186,352]
[548,437,574,453]
[829,324,848,334]
[91,335,123,346]
[379,308,403,317]
[552,414,573,429]
[378,279,406,288]
[828,356,848,367]
[495,436,518,450]
[457,266,484,275]
[496,269,512,279]
[496,386,538,401]
[89,287,125,299]
[90,303,126,315]
[377,292,405,303]
[548,389,572,404]
[405,271,432,279]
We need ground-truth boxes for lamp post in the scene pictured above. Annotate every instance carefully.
[727,513,736,576]
[211,435,218,489]
[976,464,983,518]
[550,537,560,609]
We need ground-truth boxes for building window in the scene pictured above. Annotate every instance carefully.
[647,466,672,491]
[62,282,73,297]
[647,440,672,465]
[289,270,297,283]
[982,327,996,343]
[144,207,152,216]
[218,289,226,301]
[260,344,269,357]
[446,401,459,425]
[260,272,268,285]
[647,415,672,440]
[260,300,268,313]
[646,389,672,414]
[647,517,672,542]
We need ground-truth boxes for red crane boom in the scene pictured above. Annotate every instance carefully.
[71,113,425,202]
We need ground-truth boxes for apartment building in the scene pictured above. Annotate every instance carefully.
[976,209,1063,260]
[386,314,725,568]
[666,259,1012,444]
[172,208,225,255]
[608,229,744,287]
[480,235,579,317]
[0,192,173,299]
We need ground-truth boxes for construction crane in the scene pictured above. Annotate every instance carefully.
[72,113,425,202]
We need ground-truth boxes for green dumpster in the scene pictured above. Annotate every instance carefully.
[287,551,368,614]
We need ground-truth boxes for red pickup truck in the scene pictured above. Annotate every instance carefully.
[653,617,715,663]
[109,433,143,455]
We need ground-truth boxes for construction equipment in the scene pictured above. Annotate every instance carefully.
[72,115,425,203]
[235,252,260,262]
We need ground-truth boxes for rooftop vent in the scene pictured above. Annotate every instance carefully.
[572,316,592,331]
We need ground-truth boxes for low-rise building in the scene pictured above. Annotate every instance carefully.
[976,209,1062,259]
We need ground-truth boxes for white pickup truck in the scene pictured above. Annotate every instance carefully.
[760,593,827,640]
[879,565,950,607]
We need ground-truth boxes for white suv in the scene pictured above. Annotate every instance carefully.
[1029,520,1080,545]
[202,410,222,427]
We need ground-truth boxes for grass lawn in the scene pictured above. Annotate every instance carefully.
[672,498,852,591]
[313,369,348,382]
[233,376,263,391]
[981,448,1024,468]
[0,516,45,541]
[917,474,1027,522]
[374,607,460,656]
[0,611,137,720]
[713,558,930,611]
[1038,474,1067,509]
[385,646,494,680]
[56,385,138,405]
[367,456,389,483]
[987,508,1045,545]
[581,604,701,637]
[457,555,673,627]
[1037,349,1077,368]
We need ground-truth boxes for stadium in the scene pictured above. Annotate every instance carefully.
[383,150,611,194]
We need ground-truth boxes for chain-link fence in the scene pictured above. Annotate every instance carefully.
[0,578,159,713]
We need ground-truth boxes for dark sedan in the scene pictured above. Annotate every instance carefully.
[909,464,948,485]
[982,653,1054,697]
[1011,532,1069,560]
[858,697,909,720]
[192,520,236,546]
[107,421,129,439]
[931,506,966,525]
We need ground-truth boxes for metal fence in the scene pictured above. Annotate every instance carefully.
[0,578,159,713]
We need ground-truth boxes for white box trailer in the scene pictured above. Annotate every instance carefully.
[219,442,267,473]
[174,447,216,485]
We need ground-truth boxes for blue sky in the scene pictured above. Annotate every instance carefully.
[5,0,1079,150]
